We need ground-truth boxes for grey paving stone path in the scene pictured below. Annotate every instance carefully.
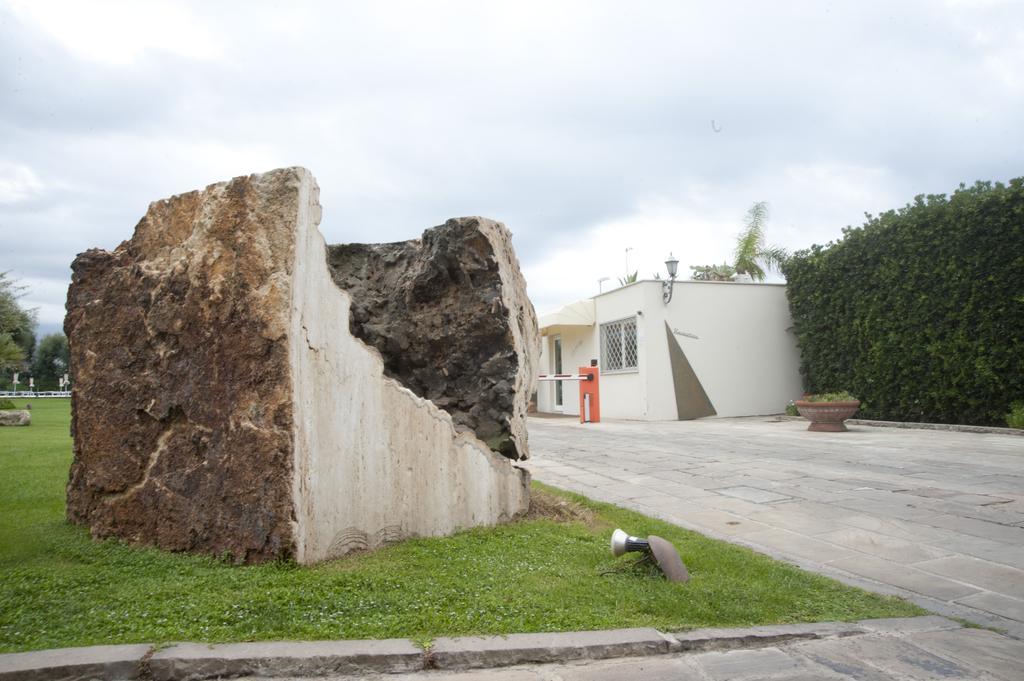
[5,618,1020,680]
[525,415,1024,641]
[248,618,1024,681]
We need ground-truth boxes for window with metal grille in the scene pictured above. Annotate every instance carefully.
[600,317,638,372]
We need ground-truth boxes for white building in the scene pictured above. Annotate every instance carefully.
[536,279,803,420]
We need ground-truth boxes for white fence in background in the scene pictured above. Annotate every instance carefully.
[0,391,71,398]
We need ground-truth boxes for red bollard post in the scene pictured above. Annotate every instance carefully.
[578,364,600,424]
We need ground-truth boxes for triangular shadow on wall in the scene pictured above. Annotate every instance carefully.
[665,322,716,420]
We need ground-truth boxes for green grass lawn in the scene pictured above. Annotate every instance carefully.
[0,398,922,653]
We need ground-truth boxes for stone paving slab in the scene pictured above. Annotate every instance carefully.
[924,513,1024,543]
[550,656,700,681]
[924,533,1024,567]
[955,591,1024,621]
[704,495,778,516]
[671,509,773,537]
[853,615,962,634]
[0,644,150,681]
[837,514,955,542]
[744,507,849,536]
[716,486,792,504]
[693,647,807,679]
[671,622,864,651]
[914,555,1024,599]
[148,639,423,680]
[737,528,858,564]
[907,628,1024,681]
[815,527,953,564]
[791,635,983,680]
[819,548,984,602]
[428,628,674,669]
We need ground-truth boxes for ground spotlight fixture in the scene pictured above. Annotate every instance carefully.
[611,528,649,556]
[663,252,679,304]
[610,528,690,583]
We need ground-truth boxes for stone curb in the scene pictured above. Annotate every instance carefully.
[853,615,963,635]
[670,621,865,652]
[776,414,1023,436]
[0,644,151,681]
[846,419,1024,436]
[428,627,674,670]
[0,618,961,681]
[148,639,423,681]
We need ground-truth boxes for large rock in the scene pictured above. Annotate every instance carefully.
[328,218,535,460]
[0,410,30,426]
[64,167,537,564]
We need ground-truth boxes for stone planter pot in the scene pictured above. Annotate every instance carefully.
[794,400,860,432]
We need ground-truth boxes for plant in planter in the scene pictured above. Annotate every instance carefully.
[795,391,861,432]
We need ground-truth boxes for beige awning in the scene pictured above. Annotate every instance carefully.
[539,298,595,334]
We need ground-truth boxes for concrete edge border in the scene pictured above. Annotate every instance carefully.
[774,414,1023,436]
[428,627,671,670]
[845,418,1024,436]
[0,617,962,680]
[670,621,866,652]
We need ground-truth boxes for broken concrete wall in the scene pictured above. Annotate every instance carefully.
[65,167,535,564]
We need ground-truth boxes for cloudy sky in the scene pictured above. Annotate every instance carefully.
[1,0,1021,337]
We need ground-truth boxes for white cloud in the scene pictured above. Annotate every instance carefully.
[1,0,1021,330]
[523,162,905,315]
[6,0,223,65]
[0,162,43,204]
[524,199,741,315]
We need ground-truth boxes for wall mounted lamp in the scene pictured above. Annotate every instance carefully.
[662,253,679,304]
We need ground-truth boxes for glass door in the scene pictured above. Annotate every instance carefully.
[553,335,563,412]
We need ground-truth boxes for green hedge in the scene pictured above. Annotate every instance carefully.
[784,178,1024,427]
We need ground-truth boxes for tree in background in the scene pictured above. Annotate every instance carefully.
[784,178,1024,426]
[32,333,70,390]
[733,201,788,281]
[689,201,787,282]
[617,270,638,286]
[0,335,21,372]
[689,263,736,281]
[0,272,37,377]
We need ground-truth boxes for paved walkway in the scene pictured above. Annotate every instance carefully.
[17,618,1024,681]
[259,618,1023,680]
[526,415,1024,640]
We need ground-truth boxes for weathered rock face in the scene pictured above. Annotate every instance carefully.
[328,218,537,460]
[65,167,535,564]
[0,410,30,426]
[65,172,301,562]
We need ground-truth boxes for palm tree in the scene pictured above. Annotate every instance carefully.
[733,201,788,282]
[617,271,638,286]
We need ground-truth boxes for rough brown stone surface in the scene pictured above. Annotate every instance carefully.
[65,171,303,562]
[327,218,537,460]
[64,167,535,564]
